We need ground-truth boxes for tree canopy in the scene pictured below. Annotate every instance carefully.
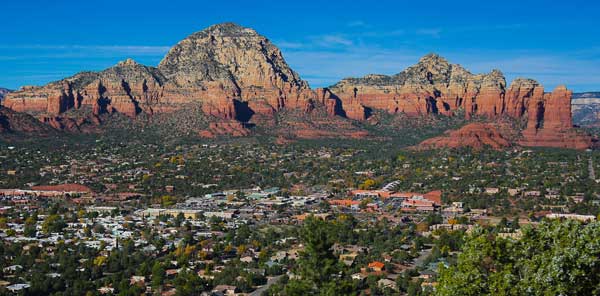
[437,220,600,296]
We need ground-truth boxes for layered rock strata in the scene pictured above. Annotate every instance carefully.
[1,23,592,148]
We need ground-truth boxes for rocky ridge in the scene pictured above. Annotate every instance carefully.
[1,23,592,149]
[329,54,591,149]
[0,106,54,134]
[3,23,331,124]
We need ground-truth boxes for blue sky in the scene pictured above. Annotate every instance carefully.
[1,0,600,91]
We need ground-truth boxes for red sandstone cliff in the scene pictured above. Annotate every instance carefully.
[0,23,592,148]
[518,86,592,149]
[3,23,319,123]
[3,58,164,118]
[328,54,591,149]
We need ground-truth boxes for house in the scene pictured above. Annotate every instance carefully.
[130,275,146,286]
[351,273,367,282]
[378,278,398,291]
[423,190,442,205]
[86,206,117,213]
[204,211,235,220]
[368,261,385,272]
[339,252,358,266]
[419,270,436,280]
[507,188,521,196]
[442,205,464,215]
[351,190,390,199]
[451,202,463,208]
[381,253,393,263]
[468,209,488,217]
[485,188,500,194]
[421,281,438,291]
[524,191,541,197]
[140,208,203,219]
[212,285,237,295]
[402,196,436,211]
[328,199,360,210]
[165,269,179,277]
[430,224,472,231]
[546,213,596,222]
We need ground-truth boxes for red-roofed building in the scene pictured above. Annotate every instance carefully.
[368,261,385,272]
[350,190,392,199]
[401,191,442,212]
[31,184,92,193]
[424,190,442,205]
[388,192,421,199]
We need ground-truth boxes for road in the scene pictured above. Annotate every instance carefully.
[413,247,433,268]
[250,275,283,296]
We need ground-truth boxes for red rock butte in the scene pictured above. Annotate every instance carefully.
[415,123,512,150]
[1,22,592,149]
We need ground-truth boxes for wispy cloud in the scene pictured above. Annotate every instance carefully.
[415,28,442,38]
[360,29,405,38]
[275,41,305,49]
[312,34,354,47]
[347,20,369,28]
[0,44,170,58]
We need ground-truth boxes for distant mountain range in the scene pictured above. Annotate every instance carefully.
[574,92,600,99]
[0,23,594,149]
[573,92,600,126]
[0,88,12,101]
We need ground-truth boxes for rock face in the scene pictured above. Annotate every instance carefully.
[329,54,519,119]
[158,23,314,118]
[3,59,165,118]
[0,23,592,148]
[3,23,323,127]
[329,54,480,119]
[198,120,251,138]
[519,86,592,149]
[328,54,591,149]
[0,106,54,134]
[416,123,512,150]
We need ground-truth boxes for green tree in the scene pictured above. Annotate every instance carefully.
[296,216,339,287]
[283,216,356,295]
[438,220,600,296]
[42,214,66,234]
[151,262,165,290]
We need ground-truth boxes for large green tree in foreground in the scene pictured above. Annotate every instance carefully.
[437,220,600,296]
[281,216,356,296]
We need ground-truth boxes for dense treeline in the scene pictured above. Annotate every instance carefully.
[437,220,600,296]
